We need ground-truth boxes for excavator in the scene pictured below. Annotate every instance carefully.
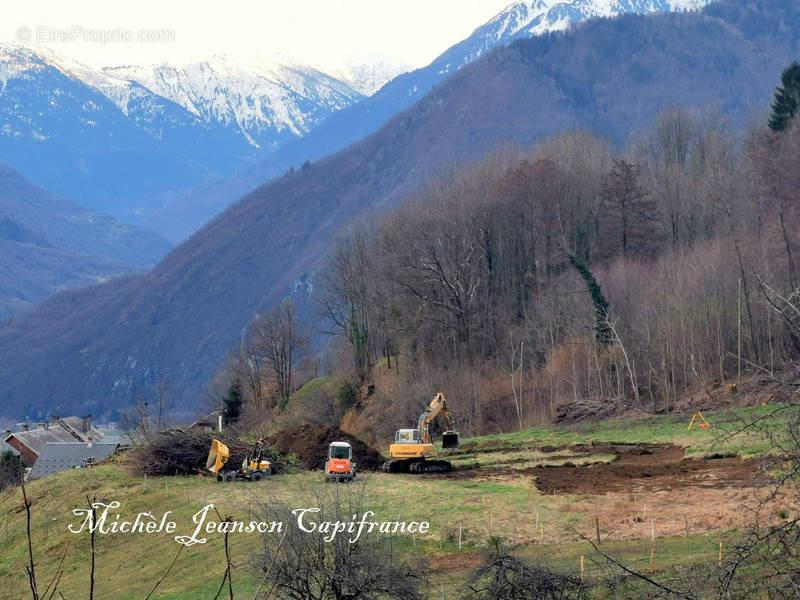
[206,438,271,482]
[382,392,459,474]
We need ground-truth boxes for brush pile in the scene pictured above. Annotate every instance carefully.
[130,429,286,476]
[553,399,618,424]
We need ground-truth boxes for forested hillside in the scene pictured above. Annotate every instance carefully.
[0,0,797,420]
[294,113,800,440]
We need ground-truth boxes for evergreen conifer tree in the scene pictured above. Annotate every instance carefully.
[221,378,243,424]
[769,61,800,132]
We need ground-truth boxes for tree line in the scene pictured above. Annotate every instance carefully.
[206,62,800,440]
[316,91,800,436]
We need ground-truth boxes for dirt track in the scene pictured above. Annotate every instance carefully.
[439,442,765,495]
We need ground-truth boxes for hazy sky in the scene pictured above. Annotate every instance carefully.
[2,0,514,70]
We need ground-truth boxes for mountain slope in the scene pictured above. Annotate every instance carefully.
[0,164,171,319]
[0,0,797,420]
[0,46,364,219]
[147,0,711,242]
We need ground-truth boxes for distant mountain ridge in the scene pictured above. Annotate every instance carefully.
[0,164,170,319]
[147,0,712,242]
[0,0,709,235]
[0,44,367,219]
[0,0,794,421]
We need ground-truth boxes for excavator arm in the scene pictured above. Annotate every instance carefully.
[417,392,459,448]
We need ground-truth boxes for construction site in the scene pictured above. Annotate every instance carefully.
[1,393,795,599]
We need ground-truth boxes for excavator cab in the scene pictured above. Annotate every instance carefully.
[395,429,421,444]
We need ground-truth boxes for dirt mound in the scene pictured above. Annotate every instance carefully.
[266,424,385,471]
[532,444,765,494]
[434,442,765,495]
[128,429,289,476]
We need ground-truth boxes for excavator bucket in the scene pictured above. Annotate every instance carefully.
[206,439,230,474]
[442,431,459,449]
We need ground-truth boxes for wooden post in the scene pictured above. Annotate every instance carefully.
[595,517,601,545]
[684,514,689,538]
[580,555,585,581]
[458,523,462,549]
[650,547,654,573]
[536,511,539,527]
[718,542,723,567]
[412,534,416,549]
[185,489,189,503]
[650,518,655,541]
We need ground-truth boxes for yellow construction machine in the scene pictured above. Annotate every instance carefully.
[382,392,459,474]
[206,438,271,482]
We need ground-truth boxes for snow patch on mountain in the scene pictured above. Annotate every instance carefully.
[105,56,364,148]
[0,43,367,150]
[438,0,711,76]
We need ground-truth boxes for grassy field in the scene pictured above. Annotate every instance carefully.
[0,404,791,599]
[459,404,784,456]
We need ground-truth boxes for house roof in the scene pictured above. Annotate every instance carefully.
[28,442,118,480]
[190,411,220,428]
[61,417,103,436]
[4,418,104,458]
[6,427,82,457]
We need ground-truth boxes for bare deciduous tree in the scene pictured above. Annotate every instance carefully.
[465,539,588,600]
[252,487,427,600]
[251,299,311,403]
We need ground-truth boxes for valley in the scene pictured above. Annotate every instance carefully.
[1,0,800,597]
[1,0,797,420]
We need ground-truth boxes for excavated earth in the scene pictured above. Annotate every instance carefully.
[266,424,386,471]
[437,442,766,494]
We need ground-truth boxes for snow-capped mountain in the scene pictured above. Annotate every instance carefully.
[0,0,711,230]
[0,42,253,217]
[433,0,711,79]
[147,0,712,242]
[104,57,365,148]
[325,60,411,96]
[0,43,367,217]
